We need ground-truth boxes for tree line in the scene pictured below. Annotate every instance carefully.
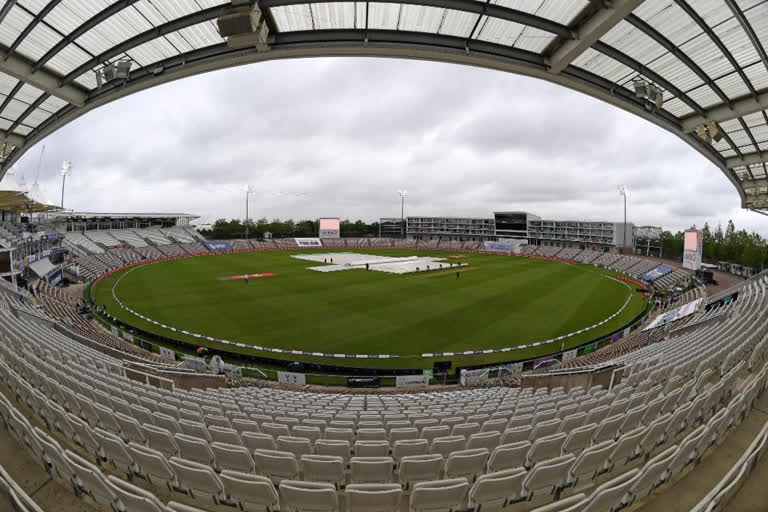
[660,220,768,270]
[200,218,380,239]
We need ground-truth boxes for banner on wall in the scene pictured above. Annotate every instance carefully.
[562,349,578,361]
[277,371,306,385]
[204,241,233,252]
[396,375,429,388]
[483,241,513,253]
[295,238,322,247]
[122,332,134,342]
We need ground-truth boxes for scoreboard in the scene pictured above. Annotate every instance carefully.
[319,218,341,238]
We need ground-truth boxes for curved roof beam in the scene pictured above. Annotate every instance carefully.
[549,0,645,74]
[0,48,87,106]
[625,14,731,107]
[592,41,704,116]
[62,6,245,87]
[0,81,23,117]
[261,0,575,38]
[33,0,140,73]
[7,93,49,135]
[673,0,756,96]
[682,92,768,133]
[724,0,768,75]
[5,29,727,177]
[6,0,65,56]
[727,152,768,169]
[0,130,24,146]
[0,0,16,24]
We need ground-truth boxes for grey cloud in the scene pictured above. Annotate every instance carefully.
[9,57,766,237]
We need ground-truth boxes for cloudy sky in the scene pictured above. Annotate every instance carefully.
[8,57,768,236]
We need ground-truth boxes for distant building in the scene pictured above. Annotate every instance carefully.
[380,211,635,250]
[526,218,634,251]
[406,216,496,242]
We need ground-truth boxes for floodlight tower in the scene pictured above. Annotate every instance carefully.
[618,185,630,250]
[398,190,407,239]
[244,185,256,240]
[60,161,72,208]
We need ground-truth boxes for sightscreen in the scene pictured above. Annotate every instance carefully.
[319,218,341,238]
[683,229,702,271]
[684,231,699,252]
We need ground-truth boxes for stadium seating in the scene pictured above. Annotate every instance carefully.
[141,230,173,246]
[0,270,767,511]
[162,228,197,244]
[63,232,104,255]
[85,231,122,249]
[109,230,150,248]
[535,246,562,258]
[5,232,766,510]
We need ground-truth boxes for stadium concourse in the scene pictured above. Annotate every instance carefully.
[0,229,766,511]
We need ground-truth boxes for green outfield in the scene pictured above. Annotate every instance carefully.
[91,249,647,369]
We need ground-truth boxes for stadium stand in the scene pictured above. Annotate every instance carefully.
[162,228,197,244]
[273,239,299,249]
[230,240,252,251]
[141,230,173,246]
[573,250,601,265]
[109,230,150,248]
[157,245,187,257]
[85,231,122,250]
[557,248,582,261]
[0,274,767,511]
[135,246,165,260]
[180,242,207,254]
[0,236,766,511]
[34,283,169,365]
[535,246,562,258]
[63,233,104,255]
[0,223,24,248]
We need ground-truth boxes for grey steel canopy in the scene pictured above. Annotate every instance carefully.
[0,0,767,212]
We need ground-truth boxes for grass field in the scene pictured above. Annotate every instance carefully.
[92,249,647,369]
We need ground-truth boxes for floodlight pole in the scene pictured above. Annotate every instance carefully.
[401,196,405,238]
[398,190,407,239]
[245,189,250,240]
[60,161,72,208]
[623,193,627,249]
[618,185,628,251]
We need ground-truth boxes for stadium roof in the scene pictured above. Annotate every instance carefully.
[0,171,58,211]
[59,212,199,219]
[0,0,767,213]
